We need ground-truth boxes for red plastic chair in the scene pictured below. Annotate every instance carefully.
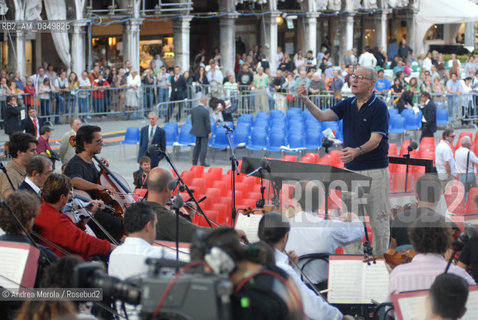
[399,140,418,157]
[207,167,223,182]
[202,188,221,210]
[444,180,465,215]
[180,170,194,186]
[465,188,478,215]
[388,143,398,156]
[133,188,147,198]
[456,132,474,150]
[281,155,297,162]
[190,178,206,197]
[190,165,205,178]
[420,137,435,147]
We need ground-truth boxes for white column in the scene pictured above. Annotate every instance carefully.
[303,13,320,57]
[374,10,389,50]
[339,13,354,65]
[220,14,238,76]
[71,21,87,76]
[263,12,280,74]
[465,22,475,49]
[15,30,25,79]
[406,11,417,54]
[123,18,143,72]
[173,16,193,72]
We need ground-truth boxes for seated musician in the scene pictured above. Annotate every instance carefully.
[0,132,37,200]
[190,227,304,320]
[63,125,123,242]
[285,182,364,290]
[109,202,176,280]
[33,173,116,261]
[133,155,151,190]
[146,167,208,242]
[426,273,469,320]
[18,155,53,198]
[390,174,459,251]
[258,212,353,320]
[0,190,57,274]
[388,213,475,300]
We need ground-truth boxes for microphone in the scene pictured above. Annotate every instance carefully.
[167,178,180,191]
[407,140,418,152]
[247,158,270,177]
[147,144,164,155]
[173,194,184,209]
[222,123,234,132]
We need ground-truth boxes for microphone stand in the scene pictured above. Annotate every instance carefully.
[160,150,213,228]
[224,127,239,225]
[356,187,375,264]
[172,194,184,262]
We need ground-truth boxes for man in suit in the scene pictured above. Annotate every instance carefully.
[138,111,166,168]
[168,66,187,122]
[23,108,43,139]
[19,154,53,198]
[190,95,211,166]
[4,96,23,136]
[420,91,437,141]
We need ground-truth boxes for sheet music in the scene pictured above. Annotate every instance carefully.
[160,246,190,262]
[397,295,426,320]
[20,109,25,120]
[462,289,478,320]
[235,214,262,243]
[328,257,389,304]
[0,246,29,289]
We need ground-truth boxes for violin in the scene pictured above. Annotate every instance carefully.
[383,248,417,268]
[69,135,137,217]
[238,205,276,216]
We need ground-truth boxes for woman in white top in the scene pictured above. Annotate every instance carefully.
[125,69,141,118]
[294,51,305,71]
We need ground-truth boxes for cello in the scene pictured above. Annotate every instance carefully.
[69,135,137,217]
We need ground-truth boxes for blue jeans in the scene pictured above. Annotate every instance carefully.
[447,95,459,122]
[268,95,275,111]
[93,97,105,115]
[78,97,89,116]
[40,99,50,117]
[55,94,64,124]
[144,88,154,111]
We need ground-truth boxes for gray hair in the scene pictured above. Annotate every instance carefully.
[461,136,472,147]
[358,66,377,82]
[26,155,51,177]
[148,111,158,119]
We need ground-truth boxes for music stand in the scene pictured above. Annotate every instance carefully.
[241,157,371,219]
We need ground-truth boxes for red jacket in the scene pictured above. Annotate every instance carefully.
[34,202,111,260]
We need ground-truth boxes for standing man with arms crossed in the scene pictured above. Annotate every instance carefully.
[298,66,391,256]
[190,95,211,167]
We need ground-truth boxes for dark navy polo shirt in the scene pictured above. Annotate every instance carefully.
[330,92,389,170]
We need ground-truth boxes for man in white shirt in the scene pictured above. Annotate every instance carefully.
[59,118,82,165]
[435,128,456,189]
[258,212,353,320]
[455,136,478,200]
[109,202,176,280]
[285,182,364,287]
[358,47,377,68]
[78,71,91,118]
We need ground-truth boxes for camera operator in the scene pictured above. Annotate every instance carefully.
[258,212,354,320]
[190,227,304,320]
[108,202,177,280]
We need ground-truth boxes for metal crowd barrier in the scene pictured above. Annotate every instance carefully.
[0,82,476,126]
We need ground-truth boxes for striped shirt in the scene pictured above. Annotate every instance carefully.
[389,253,475,300]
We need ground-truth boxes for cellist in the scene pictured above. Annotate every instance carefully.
[63,125,123,242]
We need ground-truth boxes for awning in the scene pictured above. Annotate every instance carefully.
[416,0,478,54]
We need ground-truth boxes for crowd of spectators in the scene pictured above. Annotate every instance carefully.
[2,38,478,130]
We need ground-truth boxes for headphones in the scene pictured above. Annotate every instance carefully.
[196,229,236,277]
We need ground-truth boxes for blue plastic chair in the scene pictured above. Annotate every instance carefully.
[120,127,140,156]
[176,123,195,146]
[233,129,249,148]
[389,116,406,135]
[404,113,420,131]
[267,132,286,152]
[255,112,269,123]
[210,118,217,135]
[211,126,229,150]
[284,133,305,154]
[238,114,253,124]
[436,108,449,125]
[286,108,301,117]
[270,110,285,119]
[246,130,268,151]
[163,123,179,146]
[305,130,322,150]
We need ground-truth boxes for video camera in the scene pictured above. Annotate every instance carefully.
[73,258,233,320]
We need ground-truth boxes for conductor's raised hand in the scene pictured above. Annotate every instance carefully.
[297,83,308,100]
